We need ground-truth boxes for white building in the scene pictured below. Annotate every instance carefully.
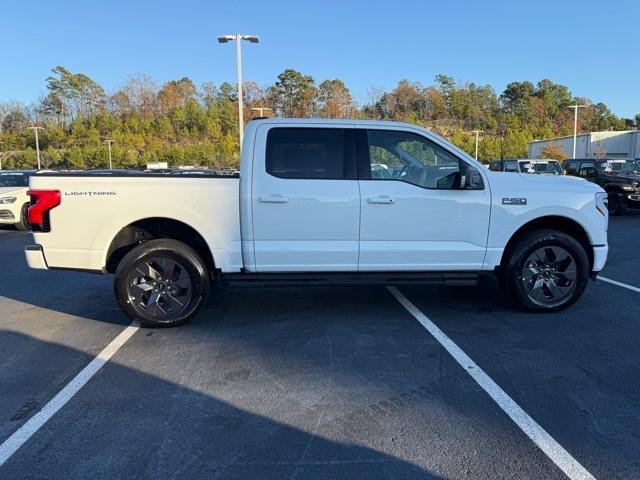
[528,130,640,160]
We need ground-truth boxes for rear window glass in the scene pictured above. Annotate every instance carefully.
[266,128,346,179]
[0,172,30,187]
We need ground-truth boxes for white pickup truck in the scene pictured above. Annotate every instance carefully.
[25,119,609,327]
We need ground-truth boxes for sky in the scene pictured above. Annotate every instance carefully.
[1,0,638,118]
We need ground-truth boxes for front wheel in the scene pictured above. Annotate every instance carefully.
[607,191,626,215]
[500,229,589,312]
[114,239,210,327]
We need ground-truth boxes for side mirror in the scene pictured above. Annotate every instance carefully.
[461,166,484,190]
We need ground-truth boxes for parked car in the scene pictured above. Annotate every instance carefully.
[489,159,564,175]
[25,119,608,327]
[85,169,144,175]
[169,169,222,176]
[0,170,35,230]
[563,158,640,215]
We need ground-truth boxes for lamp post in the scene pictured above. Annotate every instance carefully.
[472,130,483,161]
[567,105,587,159]
[251,107,272,117]
[104,139,114,169]
[217,34,260,149]
[28,126,44,170]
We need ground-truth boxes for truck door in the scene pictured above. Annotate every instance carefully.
[250,125,360,272]
[357,128,490,271]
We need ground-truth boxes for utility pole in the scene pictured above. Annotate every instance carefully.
[567,105,587,159]
[217,34,260,150]
[472,130,483,161]
[105,139,114,169]
[28,126,44,170]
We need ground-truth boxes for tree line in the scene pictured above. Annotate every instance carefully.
[1,66,638,170]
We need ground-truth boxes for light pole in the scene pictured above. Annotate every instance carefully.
[251,107,272,117]
[217,34,260,149]
[105,139,114,169]
[472,130,483,161]
[28,126,44,170]
[567,105,587,159]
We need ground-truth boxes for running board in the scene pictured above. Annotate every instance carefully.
[222,271,480,288]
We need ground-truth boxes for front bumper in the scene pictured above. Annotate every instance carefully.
[25,245,48,270]
[0,203,20,224]
[625,193,640,208]
[592,245,608,273]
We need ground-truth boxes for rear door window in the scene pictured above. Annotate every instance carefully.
[579,161,596,177]
[266,128,353,180]
[564,162,578,175]
[0,172,30,187]
[504,162,518,172]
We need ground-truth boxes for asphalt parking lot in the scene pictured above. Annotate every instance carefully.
[1,216,639,480]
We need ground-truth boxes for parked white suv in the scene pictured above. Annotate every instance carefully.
[0,170,34,230]
[24,119,609,327]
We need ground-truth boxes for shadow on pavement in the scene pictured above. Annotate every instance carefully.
[0,230,127,327]
[0,330,442,480]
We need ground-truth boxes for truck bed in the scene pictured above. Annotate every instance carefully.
[29,174,242,273]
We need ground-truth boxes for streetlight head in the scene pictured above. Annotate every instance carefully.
[243,35,260,43]
[217,35,235,43]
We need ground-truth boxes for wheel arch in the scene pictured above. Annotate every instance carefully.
[498,216,593,272]
[105,217,216,275]
[603,183,623,192]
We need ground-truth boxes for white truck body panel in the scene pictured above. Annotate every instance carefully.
[358,179,491,270]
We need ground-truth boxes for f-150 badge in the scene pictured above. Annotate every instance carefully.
[502,197,527,205]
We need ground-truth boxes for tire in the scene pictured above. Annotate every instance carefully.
[607,191,626,216]
[499,229,589,312]
[15,203,30,231]
[114,239,210,327]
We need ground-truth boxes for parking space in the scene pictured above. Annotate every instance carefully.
[599,210,640,287]
[1,220,639,479]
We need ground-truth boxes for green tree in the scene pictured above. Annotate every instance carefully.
[317,79,354,118]
[267,69,317,117]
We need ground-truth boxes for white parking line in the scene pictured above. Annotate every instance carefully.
[0,322,139,466]
[387,286,596,480]
[598,275,640,293]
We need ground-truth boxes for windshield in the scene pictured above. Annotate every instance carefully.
[518,160,563,175]
[0,172,30,188]
[596,160,639,174]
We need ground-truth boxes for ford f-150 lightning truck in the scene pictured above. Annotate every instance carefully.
[25,119,609,327]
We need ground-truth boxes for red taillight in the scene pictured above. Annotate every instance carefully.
[28,190,61,231]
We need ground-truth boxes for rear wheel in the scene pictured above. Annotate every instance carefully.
[500,229,589,312]
[15,203,30,231]
[114,239,210,327]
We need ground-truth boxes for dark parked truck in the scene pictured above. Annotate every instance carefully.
[563,159,640,215]
[489,159,564,175]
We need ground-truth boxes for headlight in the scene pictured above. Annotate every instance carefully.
[0,196,17,204]
[595,192,608,218]
[622,185,634,191]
